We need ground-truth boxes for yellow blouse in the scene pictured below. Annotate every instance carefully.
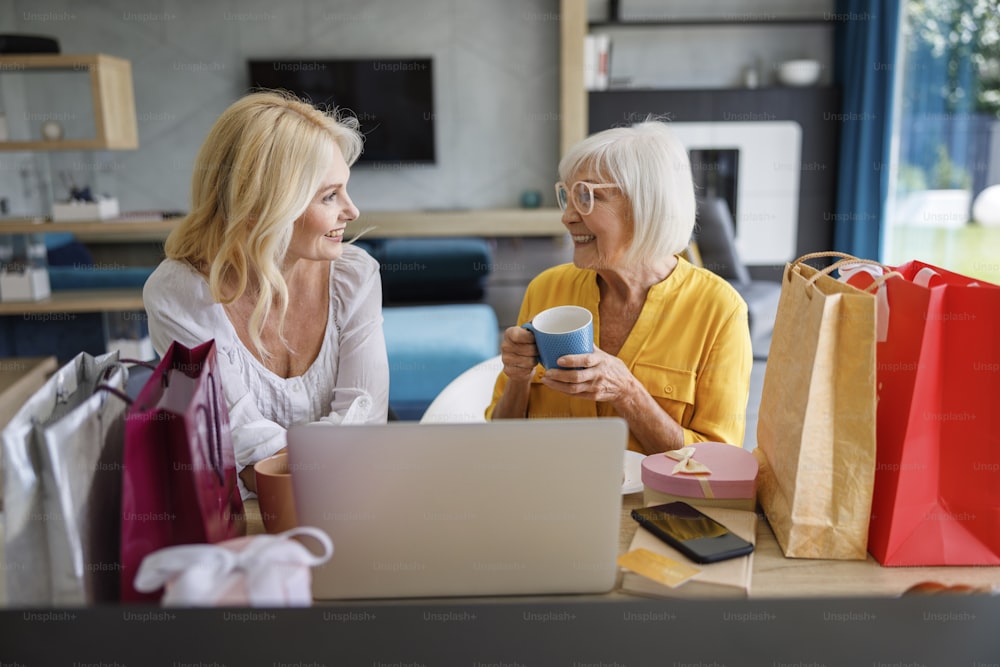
[485,257,753,452]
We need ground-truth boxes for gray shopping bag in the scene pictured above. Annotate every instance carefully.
[2,351,129,605]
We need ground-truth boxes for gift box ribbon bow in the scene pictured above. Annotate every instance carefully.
[665,447,712,475]
[134,526,333,607]
[664,447,716,498]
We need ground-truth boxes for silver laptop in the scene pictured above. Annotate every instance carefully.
[287,418,627,600]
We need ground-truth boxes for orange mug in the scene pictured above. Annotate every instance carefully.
[253,452,298,534]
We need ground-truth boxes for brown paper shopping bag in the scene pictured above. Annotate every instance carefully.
[755,252,880,560]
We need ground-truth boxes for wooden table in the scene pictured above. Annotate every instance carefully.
[245,492,1000,600]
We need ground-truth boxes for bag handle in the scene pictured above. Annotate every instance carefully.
[861,270,904,293]
[787,251,865,286]
[94,384,132,404]
[92,356,165,404]
[914,266,945,288]
[812,262,905,342]
[92,360,134,404]
[208,371,224,484]
[804,257,891,289]
[812,258,905,293]
[120,358,157,370]
[792,251,868,266]
[195,371,225,485]
[791,252,900,292]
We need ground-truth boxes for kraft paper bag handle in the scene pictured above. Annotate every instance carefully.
[796,253,900,291]
[818,259,904,293]
[790,251,878,272]
[789,252,887,291]
[792,250,865,263]
[824,261,904,343]
[792,253,902,342]
[803,259,891,293]
[795,253,893,298]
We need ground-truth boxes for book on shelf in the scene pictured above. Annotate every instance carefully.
[107,210,165,222]
[619,505,757,599]
[584,33,611,91]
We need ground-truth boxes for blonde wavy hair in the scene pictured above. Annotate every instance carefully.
[165,90,363,359]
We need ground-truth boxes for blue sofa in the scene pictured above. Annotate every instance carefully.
[382,302,498,420]
[356,237,493,304]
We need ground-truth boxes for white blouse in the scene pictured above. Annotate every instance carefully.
[143,244,390,495]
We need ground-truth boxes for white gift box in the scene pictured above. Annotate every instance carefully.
[51,197,120,222]
[134,526,334,607]
[0,267,51,302]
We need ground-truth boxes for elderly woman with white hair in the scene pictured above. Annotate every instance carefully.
[486,121,752,453]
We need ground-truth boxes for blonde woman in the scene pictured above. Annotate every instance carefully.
[487,122,752,453]
[144,91,389,496]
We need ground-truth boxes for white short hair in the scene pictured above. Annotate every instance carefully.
[558,121,695,266]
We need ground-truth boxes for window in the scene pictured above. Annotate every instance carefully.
[884,0,1000,282]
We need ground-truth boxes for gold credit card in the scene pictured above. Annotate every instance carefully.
[617,548,701,588]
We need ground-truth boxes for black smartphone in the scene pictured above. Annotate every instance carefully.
[631,501,754,564]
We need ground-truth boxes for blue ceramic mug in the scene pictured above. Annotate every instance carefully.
[522,305,594,370]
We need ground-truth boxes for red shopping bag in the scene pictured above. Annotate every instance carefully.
[865,261,1000,565]
[120,340,246,602]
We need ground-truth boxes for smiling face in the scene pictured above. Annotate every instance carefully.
[561,170,632,272]
[286,143,359,264]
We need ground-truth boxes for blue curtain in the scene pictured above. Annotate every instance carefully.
[832,0,902,260]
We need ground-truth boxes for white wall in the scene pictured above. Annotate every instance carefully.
[1,0,837,219]
[1,0,561,216]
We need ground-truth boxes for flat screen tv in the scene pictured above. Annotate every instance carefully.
[247,58,435,165]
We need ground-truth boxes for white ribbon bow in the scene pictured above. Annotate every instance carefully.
[134,526,333,607]
[664,447,712,475]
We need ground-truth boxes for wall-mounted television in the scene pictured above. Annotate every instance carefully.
[247,58,435,165]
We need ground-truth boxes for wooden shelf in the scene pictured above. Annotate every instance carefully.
[0,139,133,151]
[589,17,837,28]
[0,53,138,151]
[562,2,839,151]
[0,209,567,242]
[0,288,144,315]
[356,208,566,239]
[0,218,177,241]
[0,208,566,317]
[590,85,835,94]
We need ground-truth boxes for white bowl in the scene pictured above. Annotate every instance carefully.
[777,59,821,87]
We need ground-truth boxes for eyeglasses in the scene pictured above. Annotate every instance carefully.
[554,181,618,215]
